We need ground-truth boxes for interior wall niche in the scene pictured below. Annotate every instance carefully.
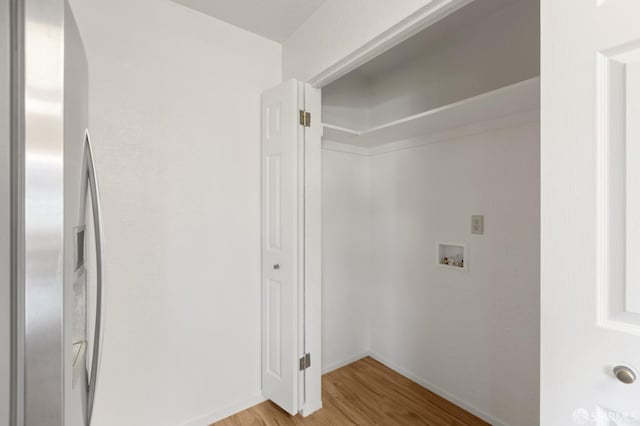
[438,243,467,271]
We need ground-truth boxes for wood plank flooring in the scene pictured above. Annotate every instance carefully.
[213,357,489,426]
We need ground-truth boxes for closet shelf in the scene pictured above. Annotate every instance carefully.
[322,77,540,148]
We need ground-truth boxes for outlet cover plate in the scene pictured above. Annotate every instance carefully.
[471,215,484,234]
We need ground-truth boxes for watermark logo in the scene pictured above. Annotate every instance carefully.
[572,407,640,425]
[572,408,590,425]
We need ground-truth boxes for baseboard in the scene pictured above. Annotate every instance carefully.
[322,351,371,374]
[180,392,266,426]
[367,352,508,426]
[180,353,507,425]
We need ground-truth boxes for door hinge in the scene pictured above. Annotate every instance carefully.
[299,110,311,127]
[299,353,311,371]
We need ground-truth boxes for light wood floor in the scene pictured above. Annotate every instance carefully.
[213,357,489,425]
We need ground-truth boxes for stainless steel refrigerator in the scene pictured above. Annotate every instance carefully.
[5,1,105,425]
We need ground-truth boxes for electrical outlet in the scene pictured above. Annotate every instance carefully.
[471,215,484,234]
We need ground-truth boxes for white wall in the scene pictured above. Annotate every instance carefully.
[0,0,10,422]
[283,0,465,82]
[66,1,281,425]
[322,74,371,132]
[321,148,371,372]
[367,123,540,425]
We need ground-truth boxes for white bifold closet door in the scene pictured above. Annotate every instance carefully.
[260,78,322,417]
[260,79,303,415]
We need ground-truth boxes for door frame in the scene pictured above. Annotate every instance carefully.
[299,0,478,416]
[306,0,473,89]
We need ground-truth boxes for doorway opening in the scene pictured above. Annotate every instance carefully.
[317,0,540,424]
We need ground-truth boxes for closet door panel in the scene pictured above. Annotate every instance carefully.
[261,79,300,415]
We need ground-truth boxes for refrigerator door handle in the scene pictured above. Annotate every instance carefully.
[84,129,105,425]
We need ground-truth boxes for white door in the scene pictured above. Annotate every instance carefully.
[542,0,640,424]
[261,79,302,415]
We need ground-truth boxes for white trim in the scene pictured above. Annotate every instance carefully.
[322,110,540,157]
[297,80,306,413]
[308,0,474,88]
[322,352,371,374]
[180,393,266,426]
[301,83,323,417]
[367,352,508,426]
[321,140,371,157]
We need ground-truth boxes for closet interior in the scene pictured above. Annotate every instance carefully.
[319,0,540,424]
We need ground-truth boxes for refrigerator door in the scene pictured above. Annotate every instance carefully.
[17,0,101,425]
[21,0,66,424]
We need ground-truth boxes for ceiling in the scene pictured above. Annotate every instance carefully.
[170,0,325,43]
